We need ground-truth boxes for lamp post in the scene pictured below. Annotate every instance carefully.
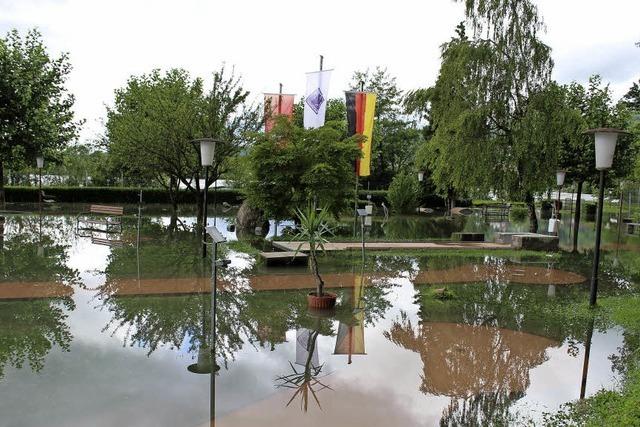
[549,170,566,235]
[193,139,216,258]
[584,128,628,306]
[36,155,44,208]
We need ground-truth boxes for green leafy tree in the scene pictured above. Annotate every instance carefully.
[622,80,640,112]
[387,171,420,214]
[559,75,637,252]
[0,29,81,205]
[242,118,361,220]
[415,2,576,231]
[106,67,260,220]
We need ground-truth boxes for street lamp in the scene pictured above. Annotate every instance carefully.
[584,128,628,306]
[193,139,217,258]
[549,170,566,234]
[36,155,44,208]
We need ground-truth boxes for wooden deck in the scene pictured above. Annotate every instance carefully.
[272,241,510,252]
[259,251,307,266]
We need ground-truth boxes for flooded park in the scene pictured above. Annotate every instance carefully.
[0,205,638,426]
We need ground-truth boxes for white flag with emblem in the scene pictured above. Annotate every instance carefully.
[304,70,332,129]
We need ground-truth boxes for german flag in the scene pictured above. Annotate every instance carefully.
[345,91,376,177]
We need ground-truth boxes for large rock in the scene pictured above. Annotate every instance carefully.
[511,234,559,251]
[235,200,269,236]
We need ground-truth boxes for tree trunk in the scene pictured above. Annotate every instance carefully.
[310,247,324,296]
[168,176,179,217]
[0,160,5,208]
[572,180,583,253]
[525,191,538,233]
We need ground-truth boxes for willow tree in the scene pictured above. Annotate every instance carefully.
[420,2,574,231]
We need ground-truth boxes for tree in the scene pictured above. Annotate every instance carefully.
[622,80,640,112]
[241,118,361,220]
[559,75,637,252]
[106,67,259,222]
[387,171,420,214]
[414,1,572,231]
[0,29,81,206]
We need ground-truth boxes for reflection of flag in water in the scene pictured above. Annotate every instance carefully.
[304,70,332,129]
[264,93,295,132]
[345,91,377,177]
[333,274,366,363]
[296,328,320,368]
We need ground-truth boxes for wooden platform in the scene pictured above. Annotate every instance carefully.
[272,241,509,252]
[259,251,307,266]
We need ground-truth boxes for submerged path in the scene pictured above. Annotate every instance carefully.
[272,241,510,252]
[0,263,586,300]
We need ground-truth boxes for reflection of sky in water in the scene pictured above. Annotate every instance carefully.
[0,213,632,426]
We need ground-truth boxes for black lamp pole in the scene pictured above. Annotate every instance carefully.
[202,165,209,258]
[589,170,606,306]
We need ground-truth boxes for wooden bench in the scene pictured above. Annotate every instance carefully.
[77,205,124,233]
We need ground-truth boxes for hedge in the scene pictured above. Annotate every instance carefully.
[4,186,244,205]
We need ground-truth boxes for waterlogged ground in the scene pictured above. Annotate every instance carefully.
[0,207,638,426]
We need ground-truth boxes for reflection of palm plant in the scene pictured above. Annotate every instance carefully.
[294,205,333,297]
[275,329,332,411]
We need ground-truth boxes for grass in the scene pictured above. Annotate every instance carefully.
[545,296,640,426]
[226,240,261,257]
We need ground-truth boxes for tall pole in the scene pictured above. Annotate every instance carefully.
[38,168,42,209]
[589,170,606,306]
[319,55,323,71]
[617,187,624,250]
[202,165,209,258]
[210,239,218,427]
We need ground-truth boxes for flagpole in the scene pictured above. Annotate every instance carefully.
[278,83,282,115]
[319,55,323,71]
[354,80,366,233]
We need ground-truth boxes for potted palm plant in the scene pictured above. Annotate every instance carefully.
[294,204,336,309]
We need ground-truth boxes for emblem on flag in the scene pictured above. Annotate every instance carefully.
[306,88,325,114]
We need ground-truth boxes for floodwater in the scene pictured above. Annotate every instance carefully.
[0,207,637,426]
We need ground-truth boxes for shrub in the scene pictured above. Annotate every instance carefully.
[510,206,528,222]
[387,171,420,214]
[4,186,243,205]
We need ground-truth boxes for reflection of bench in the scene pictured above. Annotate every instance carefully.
[481,204,511,221]
[91,236,125,247]
[627,223,640,235]
[77,205,124,233]
[40,191,56,204]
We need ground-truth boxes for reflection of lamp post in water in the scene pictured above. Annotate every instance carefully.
[187,226,228,427]
[580,318,595,399]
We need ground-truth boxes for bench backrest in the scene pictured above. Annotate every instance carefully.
[89,205,124,216]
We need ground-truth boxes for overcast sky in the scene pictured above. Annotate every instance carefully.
[1,0,639,144]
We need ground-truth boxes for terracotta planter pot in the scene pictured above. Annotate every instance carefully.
[307,292,336,310]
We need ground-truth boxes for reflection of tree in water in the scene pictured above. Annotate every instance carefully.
[0,298,74,379]
[0,215,78,380]
[0,216,79,283]
[386,313,557,425]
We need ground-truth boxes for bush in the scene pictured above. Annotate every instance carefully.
[4,186,243,205]
[510,206,528,222]
[586,203,597,217]
[386,172,420,214]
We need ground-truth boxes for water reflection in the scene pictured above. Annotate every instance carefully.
[0,211,635,426]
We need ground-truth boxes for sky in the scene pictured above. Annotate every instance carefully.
[1,0,639,144]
